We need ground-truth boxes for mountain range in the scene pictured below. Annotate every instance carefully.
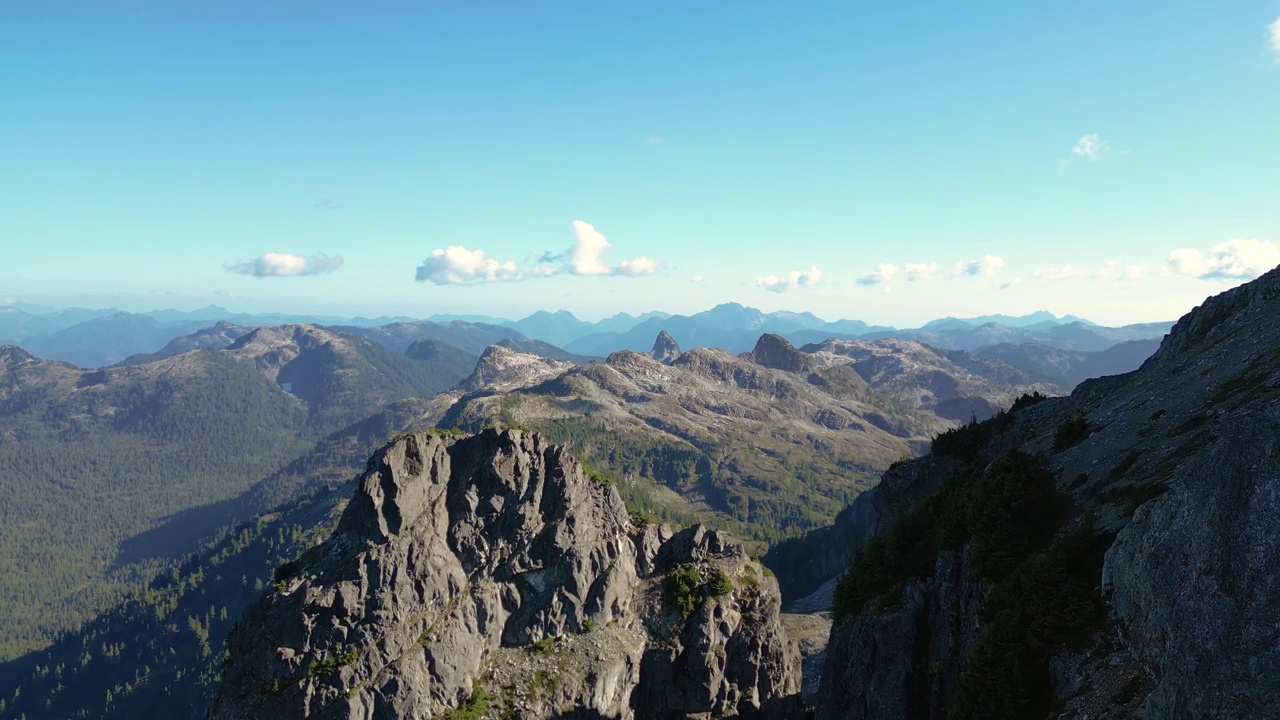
[4,303,1170,370]
[4,286,1258,719]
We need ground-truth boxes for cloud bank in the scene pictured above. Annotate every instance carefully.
[415,220,662,285]
[226,253,344,277]
[903,261,940,281]
[758,266,823,293]
[416,246,522,284]
[856,264,898,286]
[1169,239,1280,280]
[955,255,1005,277]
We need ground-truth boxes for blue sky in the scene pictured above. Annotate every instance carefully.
[3,1,1279,325]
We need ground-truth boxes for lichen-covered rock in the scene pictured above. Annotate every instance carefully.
[208,429,802,719]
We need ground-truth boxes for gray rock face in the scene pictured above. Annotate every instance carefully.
[814,265,1280,719]
[649,330,682,364]
[460,344,574,392]
[209,429,802,720]
[744,334,813,374]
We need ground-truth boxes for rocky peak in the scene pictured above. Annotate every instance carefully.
[208,320,246,333]
[0,344,36,371]
[745,333,813,374]
[1150,264,1280,365]
[210,429,802,719]
[649,330,682,364]
[460,344,573,392]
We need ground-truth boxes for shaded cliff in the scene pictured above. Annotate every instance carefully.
[210,429,803,719]
[817,266,1280,719]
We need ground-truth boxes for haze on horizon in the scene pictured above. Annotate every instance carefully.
[4,2,1280,326]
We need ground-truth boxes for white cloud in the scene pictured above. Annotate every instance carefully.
[568,220,614,276]
[417,220,662,284]
[1072,133,1110,162]
[415,246,522,285]
[1168,238,1280,280]
[227,252,343,277]
[1270,18,1280,59]
[758,266,824,293]
[561,220,659,276]
[1034,264,1085,281]
[646,134,663,146]
[903,261,940,281]
[955,255,1005,277]
[999,278,1022,291]
[856,263,899,286]
[690,275,704,283]
[1095,261,1147,282]
[616,256,661,276]
[3,297,14,305]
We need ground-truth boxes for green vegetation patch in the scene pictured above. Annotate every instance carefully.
[1052,416,1090,452]
[308,647,362,678]
[950,520,1112,720]
[443,682,489,720]
[833,452,1067,623]
[665,564,736,620]
[832,432,1115,720]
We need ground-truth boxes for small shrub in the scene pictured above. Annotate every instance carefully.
[581,618,596,633]
[666,565,705,620]
[308,647,362,678]
[443,682,489,720]
[1010,392,1048,413]
[627,507,657,526]
[1052,416,1090,452]
[530,637,555,654]
[273,558,302,584]
[708,568,733,597]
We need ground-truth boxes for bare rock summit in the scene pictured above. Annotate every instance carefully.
[209,428,803,720]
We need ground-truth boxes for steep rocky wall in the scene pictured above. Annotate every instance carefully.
[815,266,1280,719]
[209,429,803,719]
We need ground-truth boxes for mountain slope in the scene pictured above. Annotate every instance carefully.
[862,319,1171,353]
[0,342,769,719]
[975,338,1161,389]
[436,336,937,544]
[336,319,525,354]
[801,337,1063,421]
[18,312,214,367]
[0,325,473,658]
[494,336,598,363]
[119,320,253,365]
[815,267,1280,719]
[0,377,564,719]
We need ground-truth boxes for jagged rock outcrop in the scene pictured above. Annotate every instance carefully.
[649,330,682,364]
[815,266,1280,719]
[460,345,574,393]
[209,429,802,720]
[743,334,813,375]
